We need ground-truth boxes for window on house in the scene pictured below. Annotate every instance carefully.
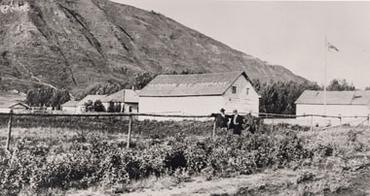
[232,86,237,94]
[246,88,250,95]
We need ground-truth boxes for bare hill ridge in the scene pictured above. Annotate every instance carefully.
[0,0,306,94]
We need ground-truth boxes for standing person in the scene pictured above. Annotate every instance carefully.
[245,112,256,134]
[229,109,245,135]
[212,108,229,130]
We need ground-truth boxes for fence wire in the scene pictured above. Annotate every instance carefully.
[1,111,369,151]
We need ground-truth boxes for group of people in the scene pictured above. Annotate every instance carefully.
[212,108,258,135]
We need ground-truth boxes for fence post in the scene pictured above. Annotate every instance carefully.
[271,114,274,132]
[310,115,314,131]
[6,110,14,151]
[367,114,370,130]
[339,114,342,127]
[212,117,216,141]
[126,114,133,149]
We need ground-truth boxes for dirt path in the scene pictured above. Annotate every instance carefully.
[68,166,370,196]
[124,170,298,196]
[67,169,303,196]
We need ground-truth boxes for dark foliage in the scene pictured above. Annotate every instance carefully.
[26,87,70,109]
[326,79,356,91]
[79,80,128,100]
[253,80,321,114]
[93,100,106,112]
[133,72,156,90]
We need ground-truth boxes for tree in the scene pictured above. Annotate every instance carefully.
[107,101,115,113]
[254,80,321,114]
[133,72,156,90]
[26,87,54,107]
[26,87,70,109]
[49,89,71,110]
[93,100,106,112]
[80,80,127,99]
[326,79,356,91]
[84,100,94,112]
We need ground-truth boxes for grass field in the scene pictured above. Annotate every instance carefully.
[1,123,370,195]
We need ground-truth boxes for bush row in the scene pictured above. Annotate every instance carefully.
[0,129,316,195]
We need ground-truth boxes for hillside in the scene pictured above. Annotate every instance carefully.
[0,0,307,96]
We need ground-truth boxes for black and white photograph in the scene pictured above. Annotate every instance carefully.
[1,0,370,195]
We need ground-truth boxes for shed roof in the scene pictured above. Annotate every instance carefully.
[0,92,26,108]
[139,71,251,97]
[9,103,30,109]
[125,90,140,103]
[78,95,107,106]
[102,89,140,103]
[295,90,370,105]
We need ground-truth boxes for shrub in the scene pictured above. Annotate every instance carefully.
[0,127,322,194]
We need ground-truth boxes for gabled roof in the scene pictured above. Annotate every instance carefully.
[139,71,251,97]
[102,89,140,103]
[78,95,107,106]
[62,100,79,107]
[295,90,370,105]
[125,90,140,103]
[9,103,30,109]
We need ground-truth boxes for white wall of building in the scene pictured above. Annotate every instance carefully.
[0,108,10,113]
[139,96,224,121]
[223,75,259,115]
[62,106,80,114]
[295,104,370,126]
[297,104,370,117]
[0,108,28,113]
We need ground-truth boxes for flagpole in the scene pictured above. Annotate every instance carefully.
[324,36,328,115]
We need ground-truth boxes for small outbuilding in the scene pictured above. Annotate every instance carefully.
[0,92,27,113]
[296,90,370,117]
[102,89,140,113]
[295,90,370,126]
[61,100,79,114]
[78,95,107,112]
[139,71,260,120]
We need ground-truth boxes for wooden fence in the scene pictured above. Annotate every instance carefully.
[1,110,215,151]
[2,110,370,151]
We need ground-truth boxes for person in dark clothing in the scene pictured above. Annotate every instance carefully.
[229,109,245,135]
[245,112,256,134]
[211,108,229,129]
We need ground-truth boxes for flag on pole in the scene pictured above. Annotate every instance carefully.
[327,42,339,52]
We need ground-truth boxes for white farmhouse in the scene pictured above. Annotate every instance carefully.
[296,90,370,117]
[139,71,260,120]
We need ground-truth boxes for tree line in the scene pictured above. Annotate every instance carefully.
[26,87,70,110]
[253,80,321,114]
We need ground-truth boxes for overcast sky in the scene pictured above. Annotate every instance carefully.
[112,0,370,89]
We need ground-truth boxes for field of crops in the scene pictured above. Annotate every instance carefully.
[1,120,370,195]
